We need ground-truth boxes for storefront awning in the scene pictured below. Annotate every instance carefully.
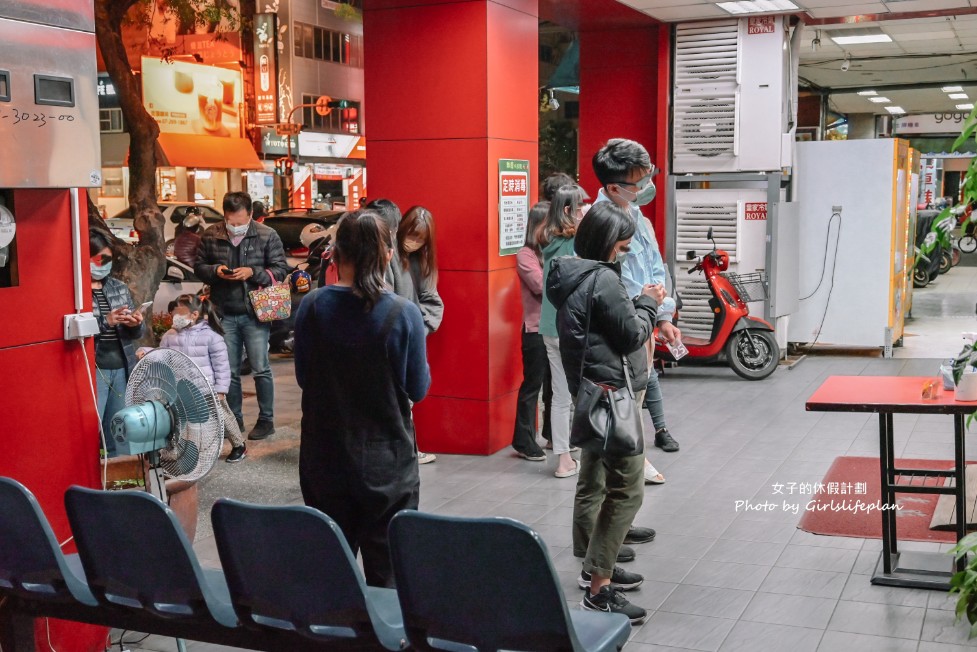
[156,133,264,170]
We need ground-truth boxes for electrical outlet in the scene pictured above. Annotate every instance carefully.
[64,313,98,340]
[832,205,843,214]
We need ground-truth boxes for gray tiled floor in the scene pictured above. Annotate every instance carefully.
[122,270,977,652]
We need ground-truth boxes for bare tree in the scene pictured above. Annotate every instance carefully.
[92,0,239,304]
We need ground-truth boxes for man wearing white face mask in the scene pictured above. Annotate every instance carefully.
[592,139,681,476]
[196,192,287,442]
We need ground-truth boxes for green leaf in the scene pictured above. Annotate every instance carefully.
[953,122,977,153]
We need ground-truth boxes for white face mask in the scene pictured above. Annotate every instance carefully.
[172,314,194,330]
[227,220,251,237]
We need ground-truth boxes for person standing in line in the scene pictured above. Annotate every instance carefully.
[369,198,436,465]
[592,139,680,477]
[295,211,430,587]
[90,229,144,457]
[397,206,444,334]
[537,184,590,478]
[546,202,661,625]
[195,191,287,442]
[541,172,575,203]
[511,201,553,461]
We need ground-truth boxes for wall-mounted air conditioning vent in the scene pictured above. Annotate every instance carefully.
[674,92,738,161]
[674,20,739,86]
[676,200,739,262]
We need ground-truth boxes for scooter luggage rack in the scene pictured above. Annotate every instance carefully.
[722,271,769,303]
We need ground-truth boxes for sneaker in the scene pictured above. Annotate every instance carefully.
[514,446,546,462]
[654,428,680,452]
[580,585,648,625]
[247,420,275,441]
[577,567,644,591]
[616,545,635,563]
[624,526,656,545]
[226,445,247,463]
[418,451,437,464]
[644,461,665,485]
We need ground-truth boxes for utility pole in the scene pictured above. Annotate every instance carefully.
[275,97,346,209]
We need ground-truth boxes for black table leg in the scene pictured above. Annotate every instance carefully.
[955,413,967,573]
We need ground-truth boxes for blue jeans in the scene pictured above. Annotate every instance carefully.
[223,314,274,423]
[644,370,666,432]
[96,367,127,456]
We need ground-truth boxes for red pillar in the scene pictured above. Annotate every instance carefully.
[364,0,538,454]
[577,24,671,246]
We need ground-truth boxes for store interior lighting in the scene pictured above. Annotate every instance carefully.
[715,0,797,14]
[827,27,892,45]
[948,93,969,100]
[884,106,906,114]
[868,97,890,103]
[958,103,975,110]
[943,86,964,92]
[857,90,877,96]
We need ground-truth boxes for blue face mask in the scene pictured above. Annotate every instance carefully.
[634,180,657,207]
[91,261,112,280]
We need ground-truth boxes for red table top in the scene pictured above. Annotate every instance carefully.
[806,376,977,414]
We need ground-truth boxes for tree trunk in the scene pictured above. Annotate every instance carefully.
[94,0,165,307]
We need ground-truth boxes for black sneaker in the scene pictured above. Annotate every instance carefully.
[616,545,635,563]
[514,446,546,462]
[654,428,680,452]
[580,585,648,625]
[226,445,247,463]
[247,420,275,441]
[624,526,656,545]
[577,566,644,591]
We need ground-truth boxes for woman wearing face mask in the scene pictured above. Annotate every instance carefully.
[537,184,590,478]
[89,229,144,457]
[152,294,248,463]
[398,206,444,334]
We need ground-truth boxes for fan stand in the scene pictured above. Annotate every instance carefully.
[144,454,168,502]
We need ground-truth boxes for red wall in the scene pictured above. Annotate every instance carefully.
[364,0,538,454]
[0,189,106,651]
[577,24,671,247]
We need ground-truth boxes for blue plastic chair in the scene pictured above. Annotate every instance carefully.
[211,498,406,650]
[0,477,96,607]
[388,511,631,652]
[63,486,238,629]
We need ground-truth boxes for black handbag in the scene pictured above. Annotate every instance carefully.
[568,274,645,458]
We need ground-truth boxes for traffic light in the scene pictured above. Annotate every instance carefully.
[283,158,294,176]
[327,99,351,109]
[274,157,284,176]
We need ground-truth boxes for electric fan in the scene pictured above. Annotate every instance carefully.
[109,348,224,483]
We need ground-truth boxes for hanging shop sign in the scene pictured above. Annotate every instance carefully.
[253,13,279,125]
[498,159,530,257]
[893,113,971,135]
[298,131,367,159]
[259,127,297,155]
[747,16,776,35]
[142,57,243,138]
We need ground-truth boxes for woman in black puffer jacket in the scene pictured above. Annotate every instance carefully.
[546,201,661,625]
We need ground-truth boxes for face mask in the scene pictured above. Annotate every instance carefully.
[172,314,194,330]
[227,220,251,237]
[91,261,112,280]
[634,180,657,206]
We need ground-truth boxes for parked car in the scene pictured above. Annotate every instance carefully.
[104,218,140,245]
[263,209,344,268]
[109,203,224,249]
[152,257,205,315]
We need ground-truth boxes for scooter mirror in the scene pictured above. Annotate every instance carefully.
[686,250,697,260]
[707,227,714,241]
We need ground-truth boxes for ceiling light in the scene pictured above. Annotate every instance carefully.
[958,103,975,110]
[715,0,797,14]
[831,34,893,45]
[885,106,905,114]
[868,97,891,103]
[943,86,964,92]
[857,90,877,96]
[948,93,969,99]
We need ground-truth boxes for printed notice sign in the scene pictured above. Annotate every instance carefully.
[499,159,530,256]
[745,202,768,221]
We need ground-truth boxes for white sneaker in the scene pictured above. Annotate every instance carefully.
[418,451,437,465]
[644,461,665,484]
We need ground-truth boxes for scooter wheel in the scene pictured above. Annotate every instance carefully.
[913,267,930,288]
[726,329,779,381]
[959,235,977,254]
[953,247,962,266]
[939,250,953,275]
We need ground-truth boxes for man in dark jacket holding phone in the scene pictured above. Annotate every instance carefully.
[195,192,287,441]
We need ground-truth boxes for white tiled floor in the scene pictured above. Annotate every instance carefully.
[123,262,977,652]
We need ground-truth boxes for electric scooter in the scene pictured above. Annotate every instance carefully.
[655,227,780,380]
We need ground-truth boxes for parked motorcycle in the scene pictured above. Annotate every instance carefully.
[655,227,780,380]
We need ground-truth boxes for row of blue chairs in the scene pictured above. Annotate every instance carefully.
[0,477,631,651]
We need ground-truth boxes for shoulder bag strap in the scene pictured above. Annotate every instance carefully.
[577,272,600,389]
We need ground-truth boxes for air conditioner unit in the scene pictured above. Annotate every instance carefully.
[672,18,793,174]
[673,188,768,337]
